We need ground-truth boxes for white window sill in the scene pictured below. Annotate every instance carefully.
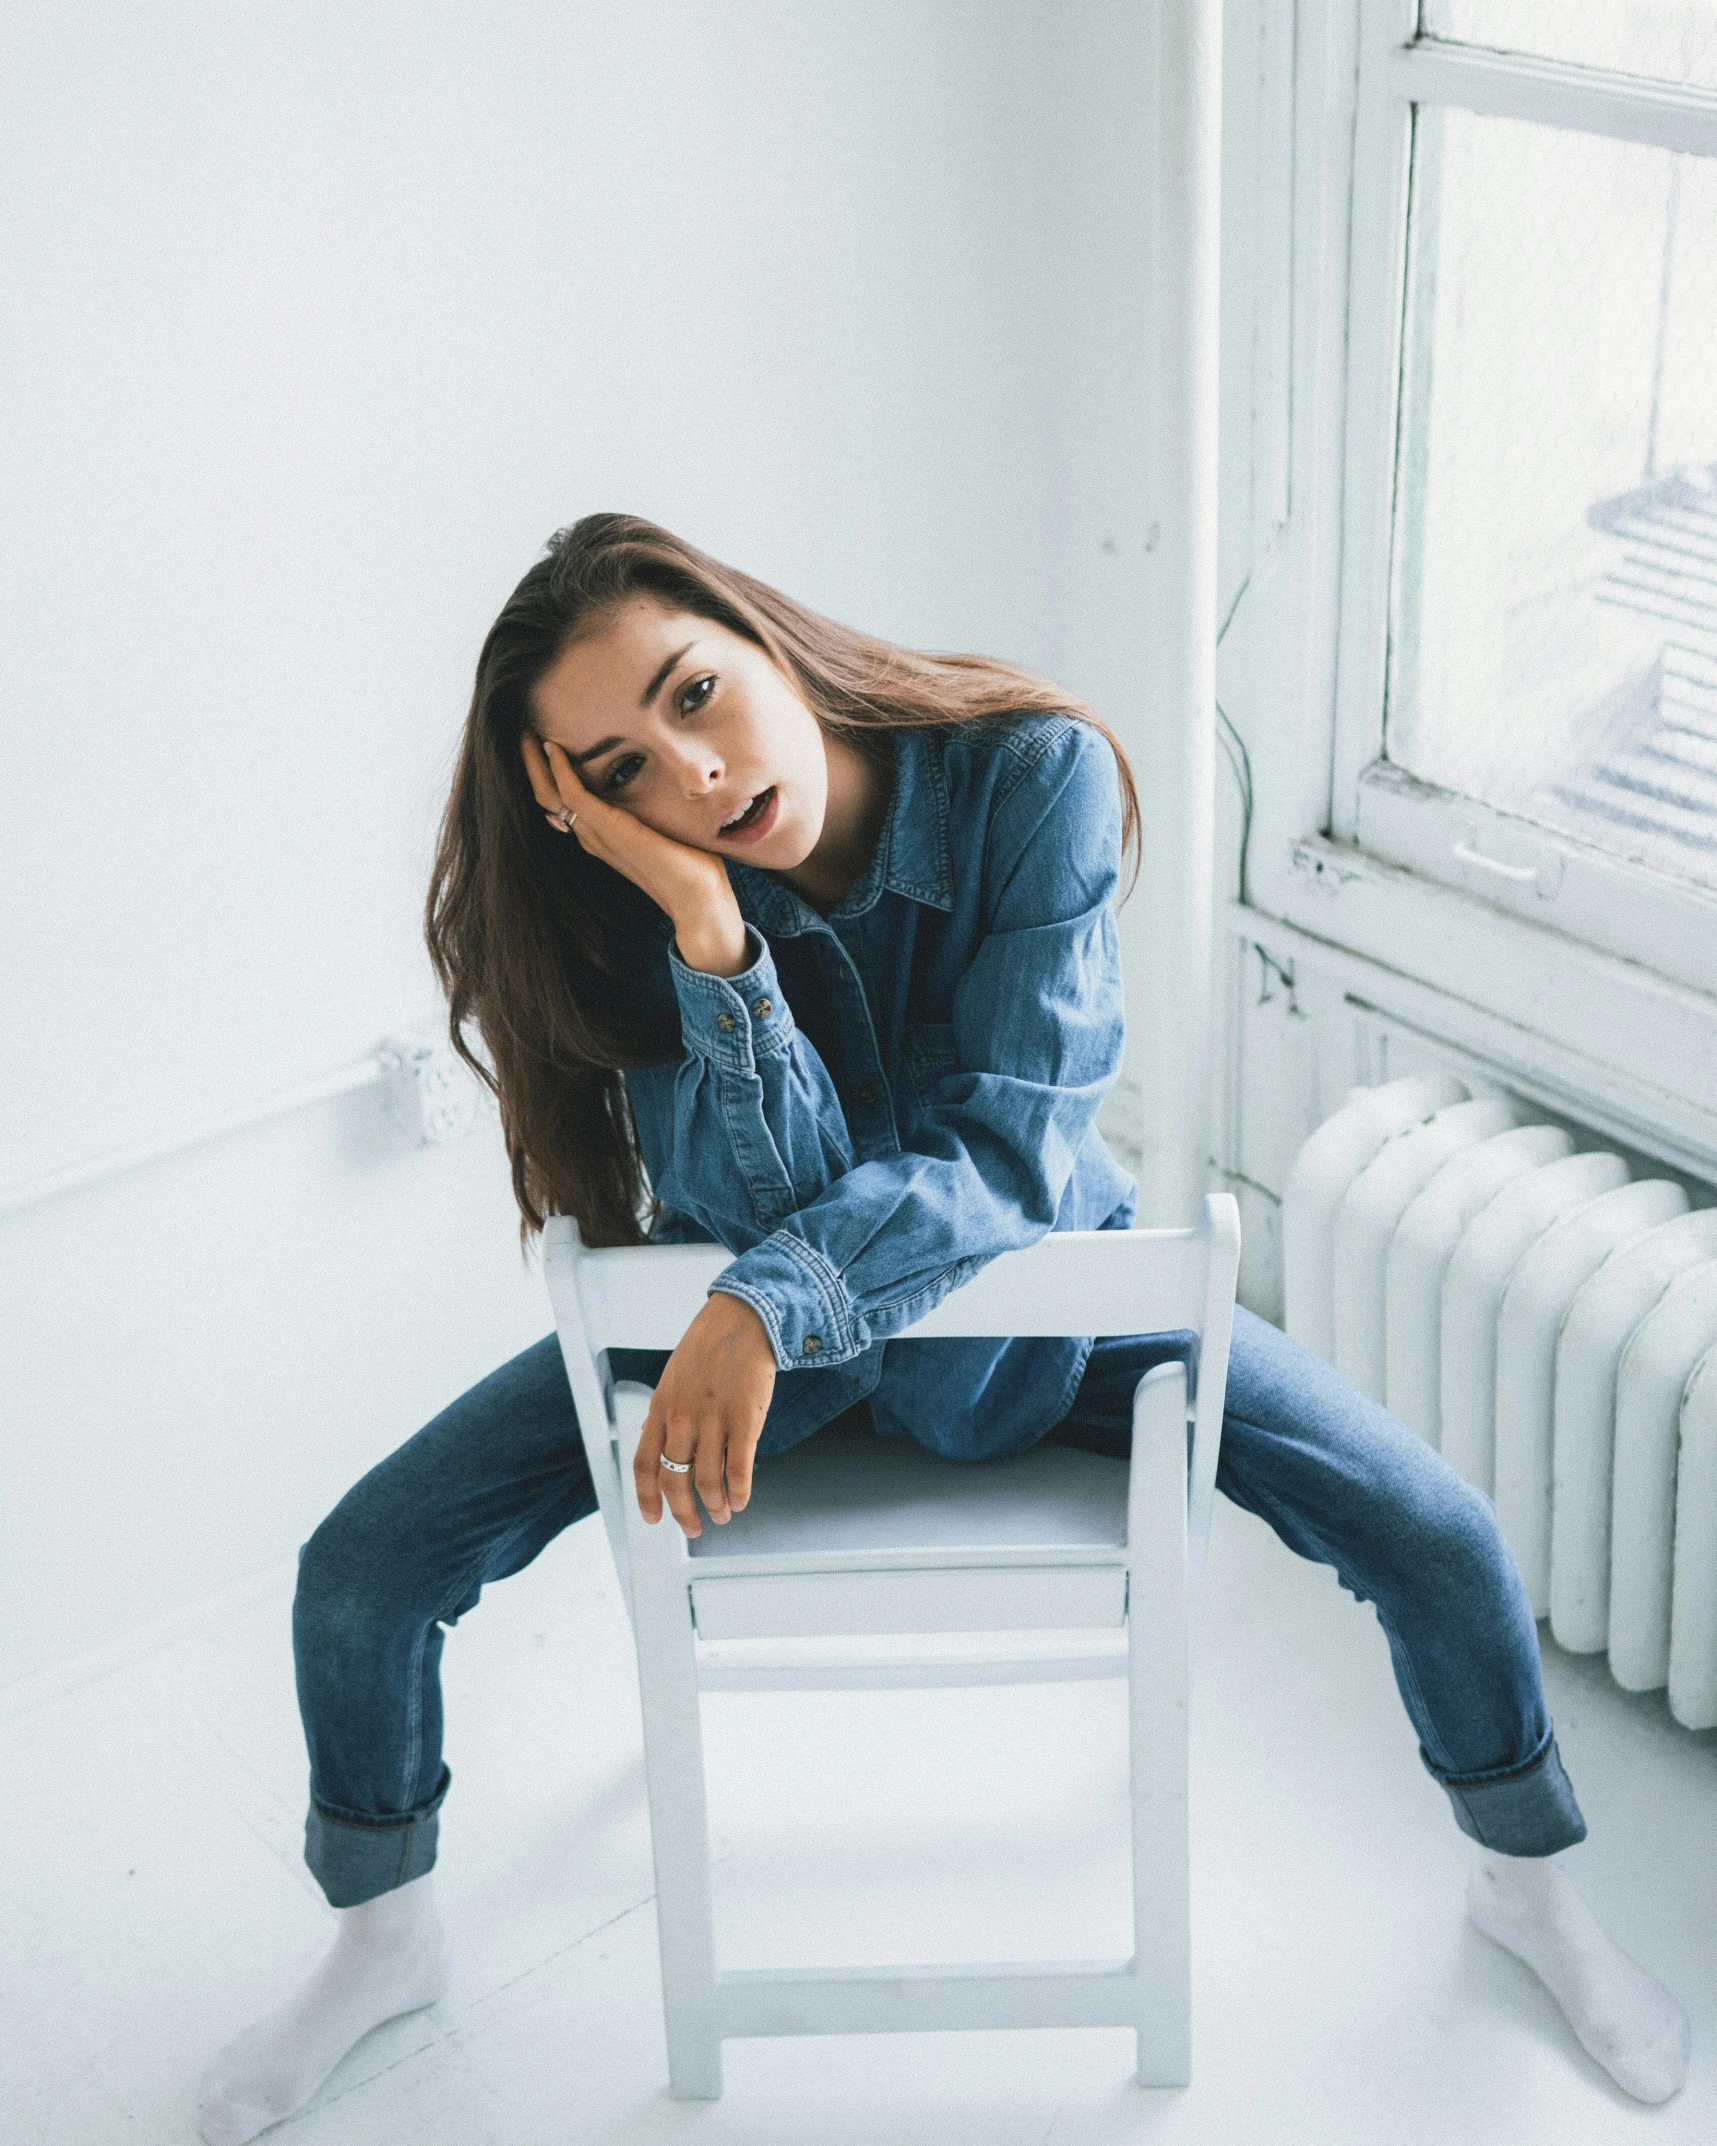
[1352,760,1717,1000]
[1241,835,1717,1179]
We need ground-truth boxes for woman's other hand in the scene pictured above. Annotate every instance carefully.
[521,733,749,976]
[633,1292,777,1535]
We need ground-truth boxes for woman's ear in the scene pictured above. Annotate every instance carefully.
[520,731,567,821]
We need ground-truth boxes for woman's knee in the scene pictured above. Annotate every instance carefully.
[1221,1321,1517,1599]
[294,1335,589,1635]
[1358,1438,1528,1624]
[1396,1451,1498,1558]
[294,1475,468,1641]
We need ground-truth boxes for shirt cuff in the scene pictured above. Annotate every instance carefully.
[710,1230,866,1369]
[668,926,797,1073]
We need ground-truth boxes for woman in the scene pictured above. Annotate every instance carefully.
[199,516,1688,2142]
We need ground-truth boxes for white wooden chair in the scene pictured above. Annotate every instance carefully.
[542,1195,1241,2098]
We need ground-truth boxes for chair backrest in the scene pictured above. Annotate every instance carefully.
[543,1195,1242,1595]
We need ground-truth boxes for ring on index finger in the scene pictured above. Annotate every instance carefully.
[556,807,577,831]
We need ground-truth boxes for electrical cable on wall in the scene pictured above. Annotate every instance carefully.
[1215,569,1254,906]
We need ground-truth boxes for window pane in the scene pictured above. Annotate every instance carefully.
[1389,108,1717,892]
[1421,0,1717,91]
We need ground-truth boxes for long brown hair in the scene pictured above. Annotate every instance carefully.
[425,514,1140,1246]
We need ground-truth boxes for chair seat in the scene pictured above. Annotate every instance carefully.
[678,1413,1131,1564]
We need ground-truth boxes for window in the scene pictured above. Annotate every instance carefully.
[1330,0,1717,995]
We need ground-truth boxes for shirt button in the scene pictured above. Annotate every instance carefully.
[856,1083,879,1108]
[750,995,773,1019]
[714,1012,739,1033]
[802,1334,823,1355]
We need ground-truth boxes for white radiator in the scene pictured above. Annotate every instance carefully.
[1283,1074,1717,1731]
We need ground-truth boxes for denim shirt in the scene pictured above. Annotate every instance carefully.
[619,711,1137,1462]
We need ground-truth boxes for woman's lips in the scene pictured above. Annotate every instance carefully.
[718,786,779,844]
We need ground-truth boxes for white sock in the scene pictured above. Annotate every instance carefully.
[197,1872,450,2146]
[1466,1847,1689,2103]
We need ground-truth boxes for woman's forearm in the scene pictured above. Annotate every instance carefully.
[625,932,855,1253]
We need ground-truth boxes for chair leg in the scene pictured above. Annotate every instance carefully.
[622,1429,723,2099]
[1126,1362,1192,2087]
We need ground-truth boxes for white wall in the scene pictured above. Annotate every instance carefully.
[1,2,1161,1687]
[3,0,1099,1190]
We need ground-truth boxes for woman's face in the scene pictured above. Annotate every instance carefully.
[529,597,831,867]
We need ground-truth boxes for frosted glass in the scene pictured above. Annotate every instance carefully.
[1422,0,1717,90]
[1389,107,1717,890]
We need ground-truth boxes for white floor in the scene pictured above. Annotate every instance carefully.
[4,1487,1714,2146]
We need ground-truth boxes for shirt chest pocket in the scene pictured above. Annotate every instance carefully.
[903,1020,960,1116]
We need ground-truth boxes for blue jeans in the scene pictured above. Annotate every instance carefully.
[293,1306,1585,1907]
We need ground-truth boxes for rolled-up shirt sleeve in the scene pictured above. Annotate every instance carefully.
[708,722,1125,1370]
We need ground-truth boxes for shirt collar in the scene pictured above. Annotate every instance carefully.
[729,725,955,935]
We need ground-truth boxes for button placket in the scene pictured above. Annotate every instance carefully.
[812,928,898,1159]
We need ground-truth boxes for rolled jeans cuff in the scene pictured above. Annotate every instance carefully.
[305,1763,452,1908]
[1423,1731,1588,1857]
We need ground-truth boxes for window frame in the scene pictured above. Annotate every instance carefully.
[1328,0,1717,999]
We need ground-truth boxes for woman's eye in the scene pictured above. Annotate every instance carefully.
[677,673,717,717]
[604,753,646,793]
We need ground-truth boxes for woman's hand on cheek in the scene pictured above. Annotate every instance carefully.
[520,734,748,976]
[632,1292,778,1537]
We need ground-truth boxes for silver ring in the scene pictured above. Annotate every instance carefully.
[558,808,577,830]
[659,1455,692,1473]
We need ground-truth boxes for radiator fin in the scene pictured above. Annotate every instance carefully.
[1283,1072,1467,1363]
[1550,1210,1717,1655]
[1332,1097,1521,1402]
[1610,1265,1717,1694]
[1494,1180,1690,1615]
[1440,1151,1633,1498]
[1670,1353,1717,1730]
[1385,1125,1572,1444]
